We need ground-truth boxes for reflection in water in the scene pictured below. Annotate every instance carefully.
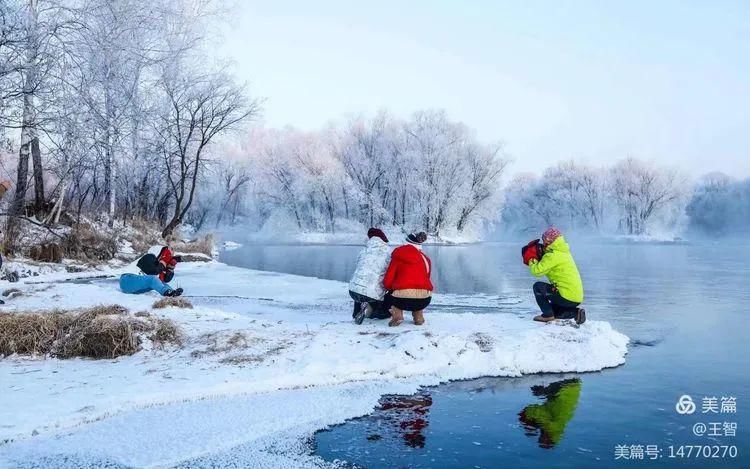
[372,392,433,448]
[518,379,582,449]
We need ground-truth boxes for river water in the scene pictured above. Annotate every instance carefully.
[220,240,749,468]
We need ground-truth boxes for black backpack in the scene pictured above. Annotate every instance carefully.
[136,253,163,275]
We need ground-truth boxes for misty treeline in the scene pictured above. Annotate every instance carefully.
[0,0,258,245]
[191,120,745,239]
[501,159,750,238]
[686,172,750,236]
[187,111,511,238]
[501,158,687,236]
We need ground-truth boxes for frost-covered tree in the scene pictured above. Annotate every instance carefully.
[229,111,509,238]
[500,173,546,234]
[0,1,24,130]
[404,110,467,235]
[67,0,162,224]
[335,112,395,227]
[214,160,251,227]
[609,157,685,235]
[5,0,75,216]
[454,141,508,232]
[0,0,257,250]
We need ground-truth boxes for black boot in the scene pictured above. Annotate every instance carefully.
[354,302,367,325]
[164,288,184,297]
[575,308,586,325]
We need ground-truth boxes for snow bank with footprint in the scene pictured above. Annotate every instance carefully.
[0,261,629,467]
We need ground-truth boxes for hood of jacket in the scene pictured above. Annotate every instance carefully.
[393,244,424,263]
[546,236,570,254]
[367,236,388,249]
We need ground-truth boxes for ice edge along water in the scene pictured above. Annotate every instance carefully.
[0,261,629,468]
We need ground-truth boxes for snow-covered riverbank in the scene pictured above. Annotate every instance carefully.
[0,261,629,467]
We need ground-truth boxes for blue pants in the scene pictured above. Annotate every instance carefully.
[120,273,171,295]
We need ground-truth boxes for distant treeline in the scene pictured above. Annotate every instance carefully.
[500,158,687,237]
[500,161,749,238]
[685,173,750,236]
[191,127,744,240]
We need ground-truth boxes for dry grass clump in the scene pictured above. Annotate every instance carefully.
[0,305,183,359]
[28,243,63,263]
[0,311,71,356]
[61,223,119,261]
[149,318,184,348]
[152,297,193,309]
[86,304,128,316]
[55,313,140,359]
[173,234,214,257]
[130,219,163,256]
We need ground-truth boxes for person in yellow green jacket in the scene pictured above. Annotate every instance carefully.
[525,227,586,324]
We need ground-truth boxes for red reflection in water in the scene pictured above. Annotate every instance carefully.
[377,393,433,448]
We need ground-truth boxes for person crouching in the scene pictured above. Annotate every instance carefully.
[383,232,433,327]
[348,228,392,324]
[524,227,585,324]
[120,244,184,297]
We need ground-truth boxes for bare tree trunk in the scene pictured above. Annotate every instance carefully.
[104,63,116,227]
[231,196,239,224]
[161,216,180,239]
[31,136,44,213]
[342,187,349,218]
[12,0,40,217]
[13,129,31,215]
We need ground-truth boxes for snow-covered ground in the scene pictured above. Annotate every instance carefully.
[0,261,629,468]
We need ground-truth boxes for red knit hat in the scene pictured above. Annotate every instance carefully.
[542,227,562,246]
[367,228,388,243]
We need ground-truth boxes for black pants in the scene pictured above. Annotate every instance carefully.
[349,291,390,319]
[385,293,431,312]
[533,282,579,319]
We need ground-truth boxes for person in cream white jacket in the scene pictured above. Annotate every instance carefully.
[348,228,392,324]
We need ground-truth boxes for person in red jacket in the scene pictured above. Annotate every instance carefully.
[382,232,433,327]
[156,244,182,283]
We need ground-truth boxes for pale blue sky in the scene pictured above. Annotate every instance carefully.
[220,0,750,176]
